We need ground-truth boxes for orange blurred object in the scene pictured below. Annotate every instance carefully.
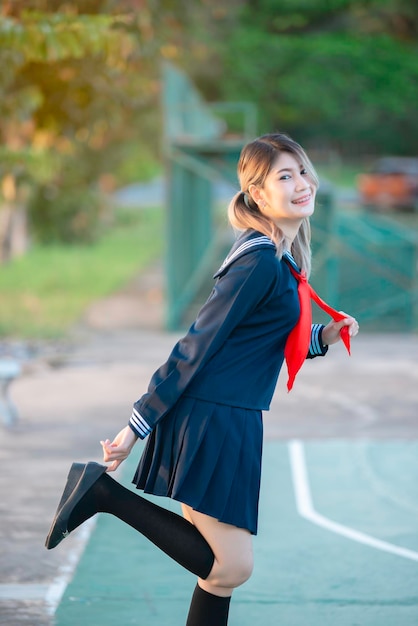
[357,157,418,211]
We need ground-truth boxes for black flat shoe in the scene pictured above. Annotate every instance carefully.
[45,461,107,550]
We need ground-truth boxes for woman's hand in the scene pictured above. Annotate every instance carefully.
[100,425,138,472]
[322,313,359,346]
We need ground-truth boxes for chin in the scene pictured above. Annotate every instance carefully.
[296,205,314,219]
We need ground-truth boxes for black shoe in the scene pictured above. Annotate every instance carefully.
[45,461,107,550]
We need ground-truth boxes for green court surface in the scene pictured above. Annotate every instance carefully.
[54,440,418,625]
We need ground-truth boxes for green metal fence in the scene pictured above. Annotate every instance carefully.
[162,62,256,329]
[311,198,418,331]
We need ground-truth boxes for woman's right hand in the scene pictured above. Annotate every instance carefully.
[100,425,138,472]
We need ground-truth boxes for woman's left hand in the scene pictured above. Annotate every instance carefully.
[322,313,359,346]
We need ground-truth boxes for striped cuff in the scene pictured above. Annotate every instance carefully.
[129,407,152,440]
[308,323,329,357]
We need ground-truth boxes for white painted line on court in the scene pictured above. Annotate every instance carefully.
[44,517,96,615]
[288,440,418,562]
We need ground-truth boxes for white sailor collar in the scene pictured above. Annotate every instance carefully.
[213,231,276,279]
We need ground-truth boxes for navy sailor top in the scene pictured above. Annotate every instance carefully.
[129,229,327,439]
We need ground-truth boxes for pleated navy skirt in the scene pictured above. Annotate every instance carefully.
[132,396,263,534]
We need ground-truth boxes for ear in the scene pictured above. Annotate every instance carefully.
[248,183,265,207]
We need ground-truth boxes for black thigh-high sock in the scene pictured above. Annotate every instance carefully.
[186,584,231,626]
[67,472,214,579]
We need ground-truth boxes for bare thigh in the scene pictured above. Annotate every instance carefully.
[182,503,254,597]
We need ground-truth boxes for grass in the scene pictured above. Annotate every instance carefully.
[0,206,164,338]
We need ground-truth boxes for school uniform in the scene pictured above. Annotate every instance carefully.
[129,229,328,534]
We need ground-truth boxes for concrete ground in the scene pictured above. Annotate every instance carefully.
[0,261,417,625]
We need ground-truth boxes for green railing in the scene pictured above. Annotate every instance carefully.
[311,197,418,331]
[162,63,256,329]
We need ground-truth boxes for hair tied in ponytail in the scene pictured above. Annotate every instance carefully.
[243,192,251,209]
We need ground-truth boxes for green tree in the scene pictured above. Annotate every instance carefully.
[210,0,418,155]
[0,0,228,246]
[0,3,145,246]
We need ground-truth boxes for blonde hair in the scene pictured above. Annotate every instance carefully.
[228,133,319,276]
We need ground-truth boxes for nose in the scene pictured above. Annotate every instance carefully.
[295,173,310,191]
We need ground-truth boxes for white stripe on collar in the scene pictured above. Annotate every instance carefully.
[283,250,301,272]
[214,236,276,278]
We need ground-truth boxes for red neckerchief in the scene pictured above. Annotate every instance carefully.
[284,262,351,391]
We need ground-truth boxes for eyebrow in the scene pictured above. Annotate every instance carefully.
[276,166,304,174]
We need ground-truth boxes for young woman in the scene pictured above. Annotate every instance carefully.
[45,133,359,625]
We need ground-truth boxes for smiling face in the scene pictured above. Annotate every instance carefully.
[248,152,316,227]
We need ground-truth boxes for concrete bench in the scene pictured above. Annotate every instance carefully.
[0,359,21,427]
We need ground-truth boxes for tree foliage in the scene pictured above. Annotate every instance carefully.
[0,0,228,243]
[211,0,418,155]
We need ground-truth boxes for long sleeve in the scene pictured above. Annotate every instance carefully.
[129,250,277,438]
[307,323,328,358]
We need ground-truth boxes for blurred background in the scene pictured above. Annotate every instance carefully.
[0,0,417,344]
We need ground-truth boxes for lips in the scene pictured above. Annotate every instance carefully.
[292,194,312,205]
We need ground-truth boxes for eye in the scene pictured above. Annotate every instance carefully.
[301,168,308,176]
[279,174,291,180]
